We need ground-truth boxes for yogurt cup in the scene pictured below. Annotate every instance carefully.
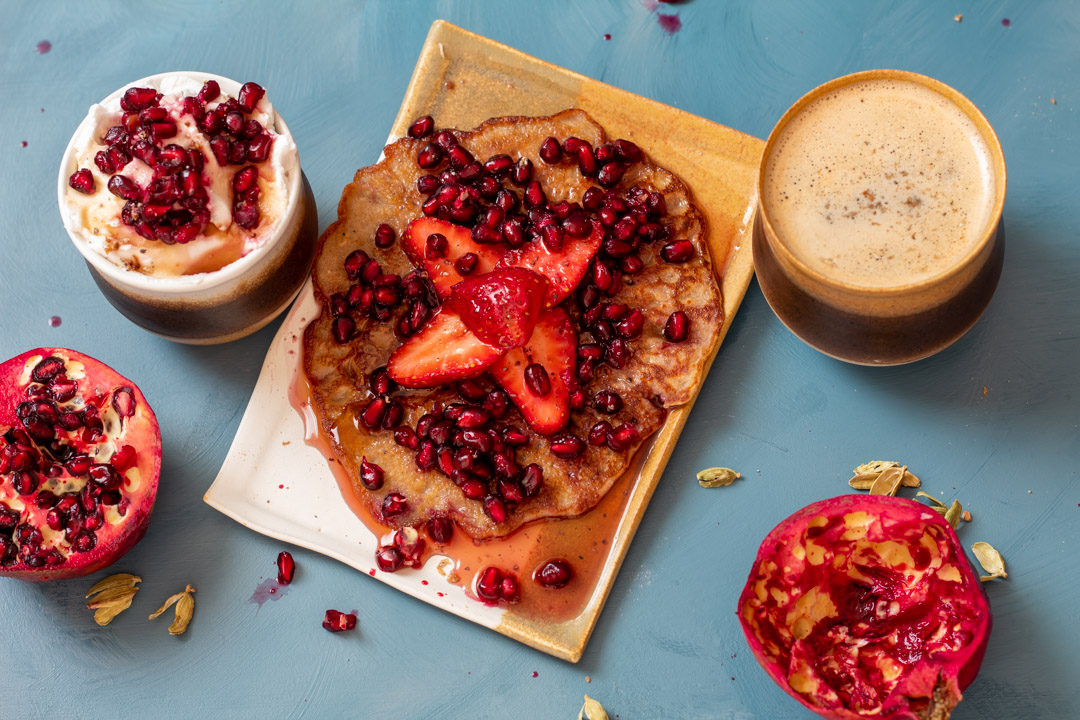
[58,71,318,344]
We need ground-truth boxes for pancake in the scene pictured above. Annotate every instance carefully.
[303,109,722,540]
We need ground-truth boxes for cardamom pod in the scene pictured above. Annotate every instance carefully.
[578,695,610,720]
[85,573,141,627]
[972,541,1007,581]
[697,467,740,488]
[868,466,906,496]
[943,500,963,530]
[849,461,920,490]
[150,584,197,635]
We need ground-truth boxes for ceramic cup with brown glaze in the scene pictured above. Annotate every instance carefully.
[753,70,1006,365]
[58,72,319,345]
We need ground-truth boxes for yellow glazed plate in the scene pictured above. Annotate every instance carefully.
[205,20,762,662]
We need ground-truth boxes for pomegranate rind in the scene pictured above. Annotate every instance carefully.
[737,495,991,720]
[0,348,161,582]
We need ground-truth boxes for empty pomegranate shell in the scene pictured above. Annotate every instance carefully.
[738,495,991,720]
[0,348,161,581]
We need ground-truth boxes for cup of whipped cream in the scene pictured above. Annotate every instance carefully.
[58,71,318,344]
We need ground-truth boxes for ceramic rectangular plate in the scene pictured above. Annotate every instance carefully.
[205,20,763,662]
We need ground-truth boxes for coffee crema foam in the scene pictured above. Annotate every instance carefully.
[762,78,997,289]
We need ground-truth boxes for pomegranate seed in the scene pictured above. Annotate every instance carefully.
[427,517,454,544]
[606,338,630,368]
[520,464,543,497]
[460,478,486,500]
[622,256,645,274]
[501,426,528,447]
[93,150,114,175]
[68,169,96,194]
[415,441,437,470]
[359,457,384,490]
[607,423,640,452]
[483,154,513,176]
[417,142,444,169]
[237,82,265,112]
[375,545,403,572]
[150,121,178,140]
[234,199,260,229]
[233,165,258,193]
[539,136,563,164]
[664,311,691,342]
[497,477,524,504]
[446,145,474,169]
[455,408,491,429]
[616,309,645,339]
[110,444,138,472]
[577,145,598,176]
[522,363,551,397]
[593,391,623,414]
[476,566,502,601]
[597,161,626,188]
[550,434,585,459]
[614,139,643,163]
[660,240,696,263]
[425,232,448,259]
[120,87,158,111]
[541,224,564,252]
[454,252,479,275]
[483,495,507,523]
[588,421,613,446]
[408,115,434,139]
[373,223,395,248]
[511,157,533,185]
[417,174,439,194]
[73,531,97,553]
[381,492,408,519]
[322,609,357,632]
[360,398,387,430]
[31,356,65,382]
[501,217,526,247]
[433,129,458,148]
[276,551,295,584]
[197,80,220,103]
[495,189,519,212]
[484,389,510,419]
[562,137,587,155]
[534,559,573,588]
[562,214,592,238]
[582,186,604,210]
[393,426,418,450]
[45,509,64,531]
[12,471,38,495]
[332,316,355,344]
[498,575,521,603]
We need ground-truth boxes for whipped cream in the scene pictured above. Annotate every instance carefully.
[61,73,300,278]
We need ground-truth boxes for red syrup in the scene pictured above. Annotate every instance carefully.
[290,340,641,624]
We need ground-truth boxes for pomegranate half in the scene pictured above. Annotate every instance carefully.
[0,348,161,581]
[738,494,991,719]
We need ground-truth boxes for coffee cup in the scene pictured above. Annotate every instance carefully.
[753,70,1006,365]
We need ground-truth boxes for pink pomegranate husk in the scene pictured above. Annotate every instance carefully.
[737,494,991,720]
[0,347,161,581]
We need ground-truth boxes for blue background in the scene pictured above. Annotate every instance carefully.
[2,2,1077,718]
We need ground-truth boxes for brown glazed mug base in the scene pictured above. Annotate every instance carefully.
[752,214,1004,365]
[86,173,320,345]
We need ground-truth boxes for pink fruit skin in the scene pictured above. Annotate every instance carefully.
[737,494,991,720]
[0,348,161,582]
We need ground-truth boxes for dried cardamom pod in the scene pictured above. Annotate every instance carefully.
[697,467,740,488]
[149,584,197,635]
[849,461,920,490]
[868,466,906,496]
[916,491,947,508]
[943,500,963,530]
[578,695,610,720]
[85,573,141,626]
[972,541,1007,581]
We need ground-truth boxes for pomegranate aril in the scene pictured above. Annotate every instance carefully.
[381,492,408,519]
[408,115,434,139]
[538,136,563,164]
[550,434,585,459]
[373,223,396,249]
[606,338,630,368]
[588,421,613,446]
[237,82,265,112]
[417,174,439,194]
[500,575,521,603]
[417,142,444,169]
[607,423,640,452]
[597,161,626,188]
[360,398,387,430]
[541,224,564,252]
[664,311,691,342]
[593,390,623,414]
[359,457,384,490]
[94,150,115,175]
[68,169,96,194]
[476,566,502,600]
[511,157,533,185]
[234,199,259,229]
[497,477,524,504]
[520,464,543,497]
[120,87,159,111]
[427,517,454,544]
[13,471,39,495]
[425,232,448,259]
[501,426,528,447]
[277,551,295,585]
[614,139,643,163]
[433,129,458,149]
[375,545,403,572]
[197,80,220,103]
[616,309,645,339]
[446,145,474,169]
[483,154,513,176]
[322,609,357,632]
[460,478,486,500]
[415,441,437,471]
[453,252,479,276]
[110,444,138,472]
[393,426,418,450]
[332,317,355,344]
[660,240,695,263]
[534,559,573,588]
[524,363,551,397]
[577,145,598,176]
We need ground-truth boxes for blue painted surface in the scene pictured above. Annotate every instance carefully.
[2,1,1078,717]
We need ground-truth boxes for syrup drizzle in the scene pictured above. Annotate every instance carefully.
[289,342,635,624]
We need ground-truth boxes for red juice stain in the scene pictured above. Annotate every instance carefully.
[21,141,27,148]
[48,315,61,327]
[36,40,51,54]
[604,33,612,40]
[1001,18,1011,26]
[250,576,290,606]
[658,13,682,33]
[531,671,539,678]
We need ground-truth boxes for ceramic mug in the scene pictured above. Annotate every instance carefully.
[753,69,1006,365]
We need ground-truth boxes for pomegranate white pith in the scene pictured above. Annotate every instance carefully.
[738,495,991,720]
[0,348,161,581]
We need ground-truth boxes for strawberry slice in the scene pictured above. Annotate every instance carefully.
[387,307,505,388]
[491,306,577,435]
[496,219,603,306]
[447,267,551,349]
[402,217,504,298]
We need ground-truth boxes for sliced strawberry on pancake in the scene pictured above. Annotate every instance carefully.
[491,306,577,435]
[387,307,505,388]
[496,219,603,306]
[447,267,550,350]
[402,217,504,298]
